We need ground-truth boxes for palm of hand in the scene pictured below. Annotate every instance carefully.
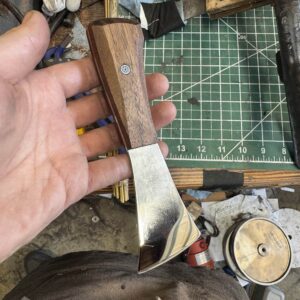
[0,12,175,261]
[1,69,88,212]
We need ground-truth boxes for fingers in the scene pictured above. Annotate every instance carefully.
[44,58,98,98]
[80,124,119,158]
[68,73,170,128]
[151,101,177,130]
[87,141,168,193]
[45,54,169,99]
[67,91,111,128]
[80,101,176,158]
[146,73,169,100]
[0,11,50,83]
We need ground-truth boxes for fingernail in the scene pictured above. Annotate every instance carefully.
[23,11,35,24]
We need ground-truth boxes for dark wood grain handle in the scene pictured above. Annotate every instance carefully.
[87,19,157,149]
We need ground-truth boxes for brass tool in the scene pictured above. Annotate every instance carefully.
[108,149,129,203]
[87,19,200,273]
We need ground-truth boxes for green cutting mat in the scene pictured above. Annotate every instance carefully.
[121,5,296,170]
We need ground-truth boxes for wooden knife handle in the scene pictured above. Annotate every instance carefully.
[87,19,157,149]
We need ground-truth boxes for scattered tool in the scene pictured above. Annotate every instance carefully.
[87,18,200,273]
[42,33,72,65]
[49,9,69,35]
[186,202,202,220]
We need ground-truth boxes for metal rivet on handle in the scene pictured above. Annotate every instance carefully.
[92,216,99,223]
[120,64,131,75]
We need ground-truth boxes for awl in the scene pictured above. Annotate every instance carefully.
[87,19,200,273]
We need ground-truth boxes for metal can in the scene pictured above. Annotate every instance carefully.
[223,217,292,285]
[186,238,214,269]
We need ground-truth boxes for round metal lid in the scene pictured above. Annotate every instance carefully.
[232,218,292,285]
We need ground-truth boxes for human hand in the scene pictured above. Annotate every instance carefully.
[0,11,176,261]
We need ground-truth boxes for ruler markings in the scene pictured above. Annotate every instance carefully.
[223,97,286,159]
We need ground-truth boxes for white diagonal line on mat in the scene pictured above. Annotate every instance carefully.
[223,97,286,159]
[169,41,278,99]
[220,18,277,67]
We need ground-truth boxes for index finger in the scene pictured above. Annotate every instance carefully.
[44,57,98,98]
[0,11,50,84]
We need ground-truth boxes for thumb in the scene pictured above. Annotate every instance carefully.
[0,11,50,83]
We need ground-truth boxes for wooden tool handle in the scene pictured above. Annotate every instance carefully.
[87,19,157,149]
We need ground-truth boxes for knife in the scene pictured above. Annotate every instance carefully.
[87,18,200,273]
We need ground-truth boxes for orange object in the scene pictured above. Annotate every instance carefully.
[186,238,214,269]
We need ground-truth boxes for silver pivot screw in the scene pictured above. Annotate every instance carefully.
[120,64,131,75]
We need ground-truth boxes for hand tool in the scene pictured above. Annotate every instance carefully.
[87,18,200,273]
